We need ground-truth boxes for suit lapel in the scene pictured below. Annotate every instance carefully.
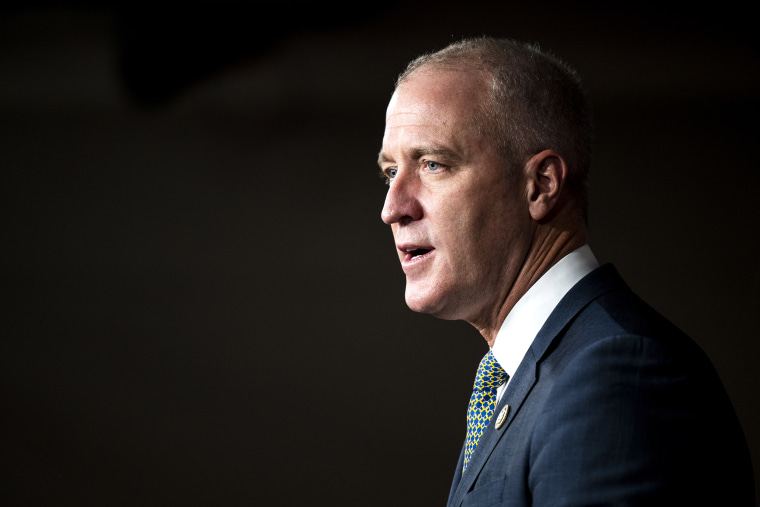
[448,265,625,506]
[447,443,466,504]
[449,347,538,507]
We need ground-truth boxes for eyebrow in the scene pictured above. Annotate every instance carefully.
[377,151,392,167]
[377,145,463,168]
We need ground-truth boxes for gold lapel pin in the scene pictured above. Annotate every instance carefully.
[495,405,510,430]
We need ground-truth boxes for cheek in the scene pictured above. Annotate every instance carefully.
[429,195,482,247]
[468,201,526,256]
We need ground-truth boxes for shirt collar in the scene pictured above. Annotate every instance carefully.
[491,245,600,378]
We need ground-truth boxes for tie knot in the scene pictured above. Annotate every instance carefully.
[473,350,508,391]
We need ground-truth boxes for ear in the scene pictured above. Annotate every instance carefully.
[524,149,568,222]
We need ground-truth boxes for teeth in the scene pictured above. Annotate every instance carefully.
[401,246,432,259]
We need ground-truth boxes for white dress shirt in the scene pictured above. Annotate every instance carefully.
[491,245,599,402]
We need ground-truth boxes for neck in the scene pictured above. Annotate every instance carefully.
[473,223,588,347]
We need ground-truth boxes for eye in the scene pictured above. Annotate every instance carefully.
[423,160,444,172]
[382,168,398,184]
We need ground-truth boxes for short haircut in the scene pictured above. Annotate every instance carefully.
[397,37,594,220]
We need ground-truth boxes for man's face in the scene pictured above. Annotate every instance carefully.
[379,68,534,325]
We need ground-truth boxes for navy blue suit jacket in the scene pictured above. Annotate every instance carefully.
[447,264,754,506]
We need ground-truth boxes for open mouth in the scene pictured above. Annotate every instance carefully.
[403,247,433,261]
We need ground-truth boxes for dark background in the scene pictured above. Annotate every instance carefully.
[2,2,758,505]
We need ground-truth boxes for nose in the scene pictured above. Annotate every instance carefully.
[381,170,423,225]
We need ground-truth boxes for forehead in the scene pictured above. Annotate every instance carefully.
[381,69,489,158]
[389,68,487,123]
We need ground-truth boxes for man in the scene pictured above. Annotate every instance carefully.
[378,37,754,506]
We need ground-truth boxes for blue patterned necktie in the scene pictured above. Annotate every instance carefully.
[463,350,509,472]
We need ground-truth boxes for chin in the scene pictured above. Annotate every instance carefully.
[404,284,459,320]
